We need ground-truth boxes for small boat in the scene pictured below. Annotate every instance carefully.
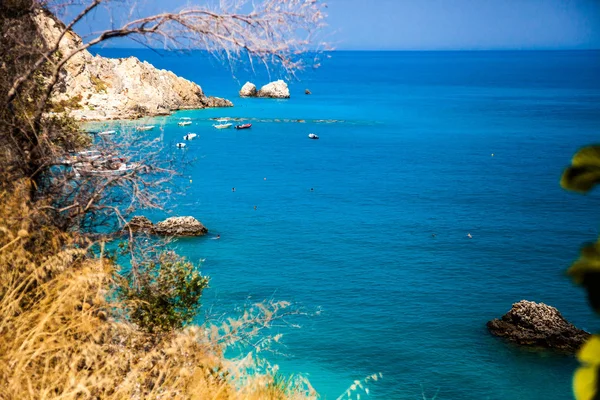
[72,150,104,163]
[98,130,116,135]
[178,117,192,126]
[183,133,197,140]
[74,159,139,177]
[235,123,252,130]
[308,133,319,140]
[136,125,155,131]
[176,143,186,148]
[216,118,230,122]
[213,123,232,129]
[60,150,103,165]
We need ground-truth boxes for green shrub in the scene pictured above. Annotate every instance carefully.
[90,74,107,93]
[50,93,83,112]
[118,252,209,333]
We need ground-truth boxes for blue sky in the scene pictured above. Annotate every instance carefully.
[325,0,600,50]
[72,0,600,50]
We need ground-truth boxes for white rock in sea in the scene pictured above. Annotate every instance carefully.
[239,82,257,97]
[33,10,232,121]
[257,80,290,99]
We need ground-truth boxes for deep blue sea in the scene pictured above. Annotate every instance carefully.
[93,49,600,399]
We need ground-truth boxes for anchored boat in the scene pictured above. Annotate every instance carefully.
[178,117,192,126]
[213,123,232,129]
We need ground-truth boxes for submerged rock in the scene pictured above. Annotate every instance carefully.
[153,216,208,236]
[239,82,257,97]
[257,80,290,99]
[487,300,590,353]
[123,216,208,236]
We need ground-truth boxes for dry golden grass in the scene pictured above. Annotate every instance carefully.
[0,181,315,400]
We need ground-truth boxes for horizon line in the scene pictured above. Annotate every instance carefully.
[92,47,600,52]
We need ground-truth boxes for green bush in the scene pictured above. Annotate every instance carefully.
[90,75,107,93]
[50,93,83,112]
[118,252,209,334]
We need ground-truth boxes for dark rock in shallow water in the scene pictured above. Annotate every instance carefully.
[487,300,590,353]
[123,216,153,233]
[123,216,208,237]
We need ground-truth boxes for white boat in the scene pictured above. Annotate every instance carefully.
[98,130,116,135]
[183,133,197,140]
[213,123,232,129]
[308,133,319,140]
[178,117,192,126]
[75,161,139,177]
[60,150,103,165]
[136,125,155,131]
[216,118,230,122]
[71,150,104,163]
[176,143,186,148]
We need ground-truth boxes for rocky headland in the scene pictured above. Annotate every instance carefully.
[487,300,590,353]
[239,80,290,99]
[35,10,232,121]
[124,216,208,237]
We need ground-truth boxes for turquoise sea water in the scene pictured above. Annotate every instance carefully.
[94,49,600,399]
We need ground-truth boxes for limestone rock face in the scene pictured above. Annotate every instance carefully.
[239,82,257,97]
[257,80,290,99]
[34,10,232,121]
[153,217,208,237]
[487,300,590,353]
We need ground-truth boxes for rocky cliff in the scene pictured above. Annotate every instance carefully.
[35,10,232,121]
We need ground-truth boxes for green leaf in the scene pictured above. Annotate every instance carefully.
[574,335,600,400]
[568,241,600,313]
[561,146,600,193]
[568,242,600,283]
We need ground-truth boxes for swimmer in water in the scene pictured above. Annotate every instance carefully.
[232,187,235,192]
[467,233,472,239]
[310,188,314,191]
[254,205,257,210]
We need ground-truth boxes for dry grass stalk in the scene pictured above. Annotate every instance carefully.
[0,181,316,399]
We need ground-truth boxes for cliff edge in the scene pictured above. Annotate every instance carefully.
[35,10,232,121]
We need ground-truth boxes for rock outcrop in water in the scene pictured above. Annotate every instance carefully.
[124,216,208,236]
[487,300,590,353]
[124,216,154,234]
[34,10,232,121]
[154,217,208,236]
[239,82,257,97]
[239,80,290,99]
